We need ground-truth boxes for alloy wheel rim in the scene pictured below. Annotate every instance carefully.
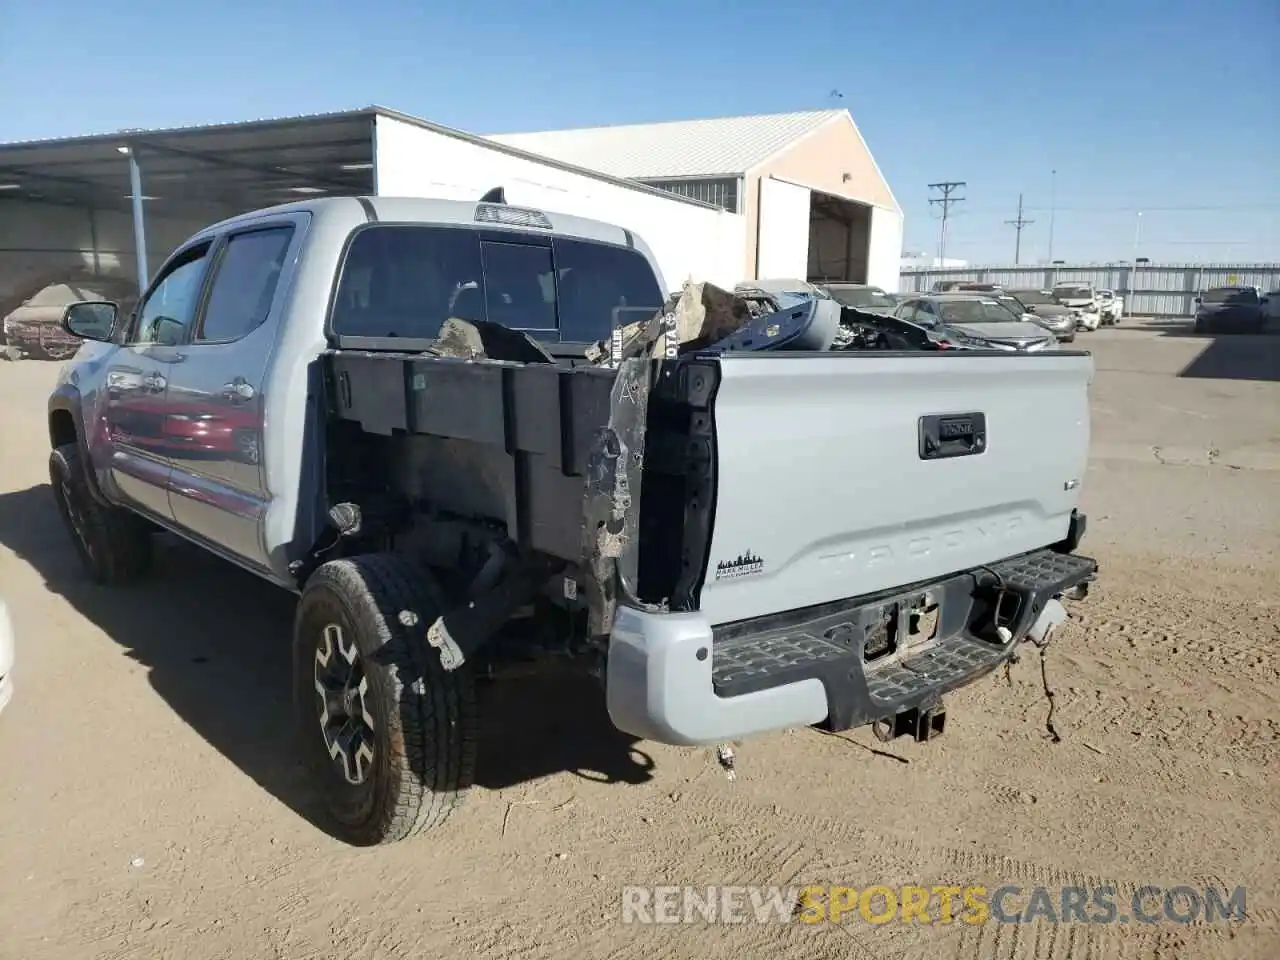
[58,477,92,556]
[313,623,375,785]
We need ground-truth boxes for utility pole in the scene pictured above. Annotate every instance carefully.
[927,181,966,264]
[1047,168,1057,262]
[1005,193,1034,265]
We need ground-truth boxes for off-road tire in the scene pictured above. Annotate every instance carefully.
[293,554,478,846]
[49,443,153,585]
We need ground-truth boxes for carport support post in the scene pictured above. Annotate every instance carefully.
[127,147,149,293]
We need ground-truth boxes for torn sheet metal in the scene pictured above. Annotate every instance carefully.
[580,353,652,637]
[584,281,758,367]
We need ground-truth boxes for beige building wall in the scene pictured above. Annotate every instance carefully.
[740,117,898,280]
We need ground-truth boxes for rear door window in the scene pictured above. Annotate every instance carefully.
[330,225,663,344]
[553,238,665,343]
[198,226,295,342]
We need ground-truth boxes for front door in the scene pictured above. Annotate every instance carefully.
[103,241,215,521]
[165,219,303,567]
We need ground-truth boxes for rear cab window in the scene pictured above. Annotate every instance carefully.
[1202,287,1258,304]
[329,224,665,346]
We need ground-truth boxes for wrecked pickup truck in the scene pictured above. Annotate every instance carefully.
[48,194,1097,846]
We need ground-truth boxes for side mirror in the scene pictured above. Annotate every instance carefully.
[61,301,118,342]
[1025,304,1037,313]
[154,316,186,347]
[1194,297,1202,304]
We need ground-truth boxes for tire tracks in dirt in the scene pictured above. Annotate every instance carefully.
[577,789,1280,960]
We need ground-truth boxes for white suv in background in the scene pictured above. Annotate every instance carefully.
[0,597,13,715]
[1096,289,1124,325]
[1053,284,1102,330]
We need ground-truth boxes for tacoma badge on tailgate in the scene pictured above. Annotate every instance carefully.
[919,412,987,460]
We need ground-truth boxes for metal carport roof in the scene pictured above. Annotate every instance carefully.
[0,108,378,215]
[0,105,727,293]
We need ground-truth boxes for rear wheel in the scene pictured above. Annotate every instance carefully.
[293,554,478,845]
[49,443,153,585]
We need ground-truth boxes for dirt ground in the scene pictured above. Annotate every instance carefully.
[1,322,1277,960]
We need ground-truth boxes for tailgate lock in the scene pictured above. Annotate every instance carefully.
[919,412,987,460]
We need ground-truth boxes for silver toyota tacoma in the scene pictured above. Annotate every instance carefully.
[47,195,1097,845]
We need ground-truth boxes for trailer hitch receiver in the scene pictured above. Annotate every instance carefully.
[872,700,947,743]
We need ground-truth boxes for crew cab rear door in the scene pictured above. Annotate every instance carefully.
[164,213,308,568]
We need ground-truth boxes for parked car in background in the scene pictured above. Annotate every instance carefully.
[1008,288,1079,343]
[1096,289,1124,325]
[818,282,898,315]
[735,277,834,307]
[1052,284,1101,331]
[954,282,1003,293]
[0,596,13,716]
[930,279,983,292]
[1263,290,1280,330]
[894,293,1058,352]
[1194,286,1268,334]
[836,308,957,352]
[950,288,1032,320]
[3,276,140,360]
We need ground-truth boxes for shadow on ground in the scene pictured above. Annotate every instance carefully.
[0,483,654,840]
[1127,318,1280,383]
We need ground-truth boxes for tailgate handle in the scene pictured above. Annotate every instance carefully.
[919,413,986,460]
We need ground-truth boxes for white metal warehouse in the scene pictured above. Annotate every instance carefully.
[0,106,743,317]
[489,109,904,290]
[0,105,902,322]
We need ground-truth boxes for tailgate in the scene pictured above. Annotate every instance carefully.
[696,351,1092,626]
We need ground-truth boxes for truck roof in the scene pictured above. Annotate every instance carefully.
[193,194,656,260]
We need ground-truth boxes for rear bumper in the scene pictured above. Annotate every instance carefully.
[606,546,1097,746]
[1196,311,1266,331]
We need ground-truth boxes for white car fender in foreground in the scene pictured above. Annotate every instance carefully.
[0,597,13,715]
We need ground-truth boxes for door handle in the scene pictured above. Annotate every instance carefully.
[144,372,167,392]
[222,378,255,401]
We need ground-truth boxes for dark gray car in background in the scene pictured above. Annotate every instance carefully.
[1194,286,1268,334]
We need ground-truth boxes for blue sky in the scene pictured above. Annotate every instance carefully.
[2,0,1276,264]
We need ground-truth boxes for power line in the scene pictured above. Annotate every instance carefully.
[957,203,1280,215]
[1047,169,1057,263]
[1005,193,1034,265]
[928,181,966,263]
